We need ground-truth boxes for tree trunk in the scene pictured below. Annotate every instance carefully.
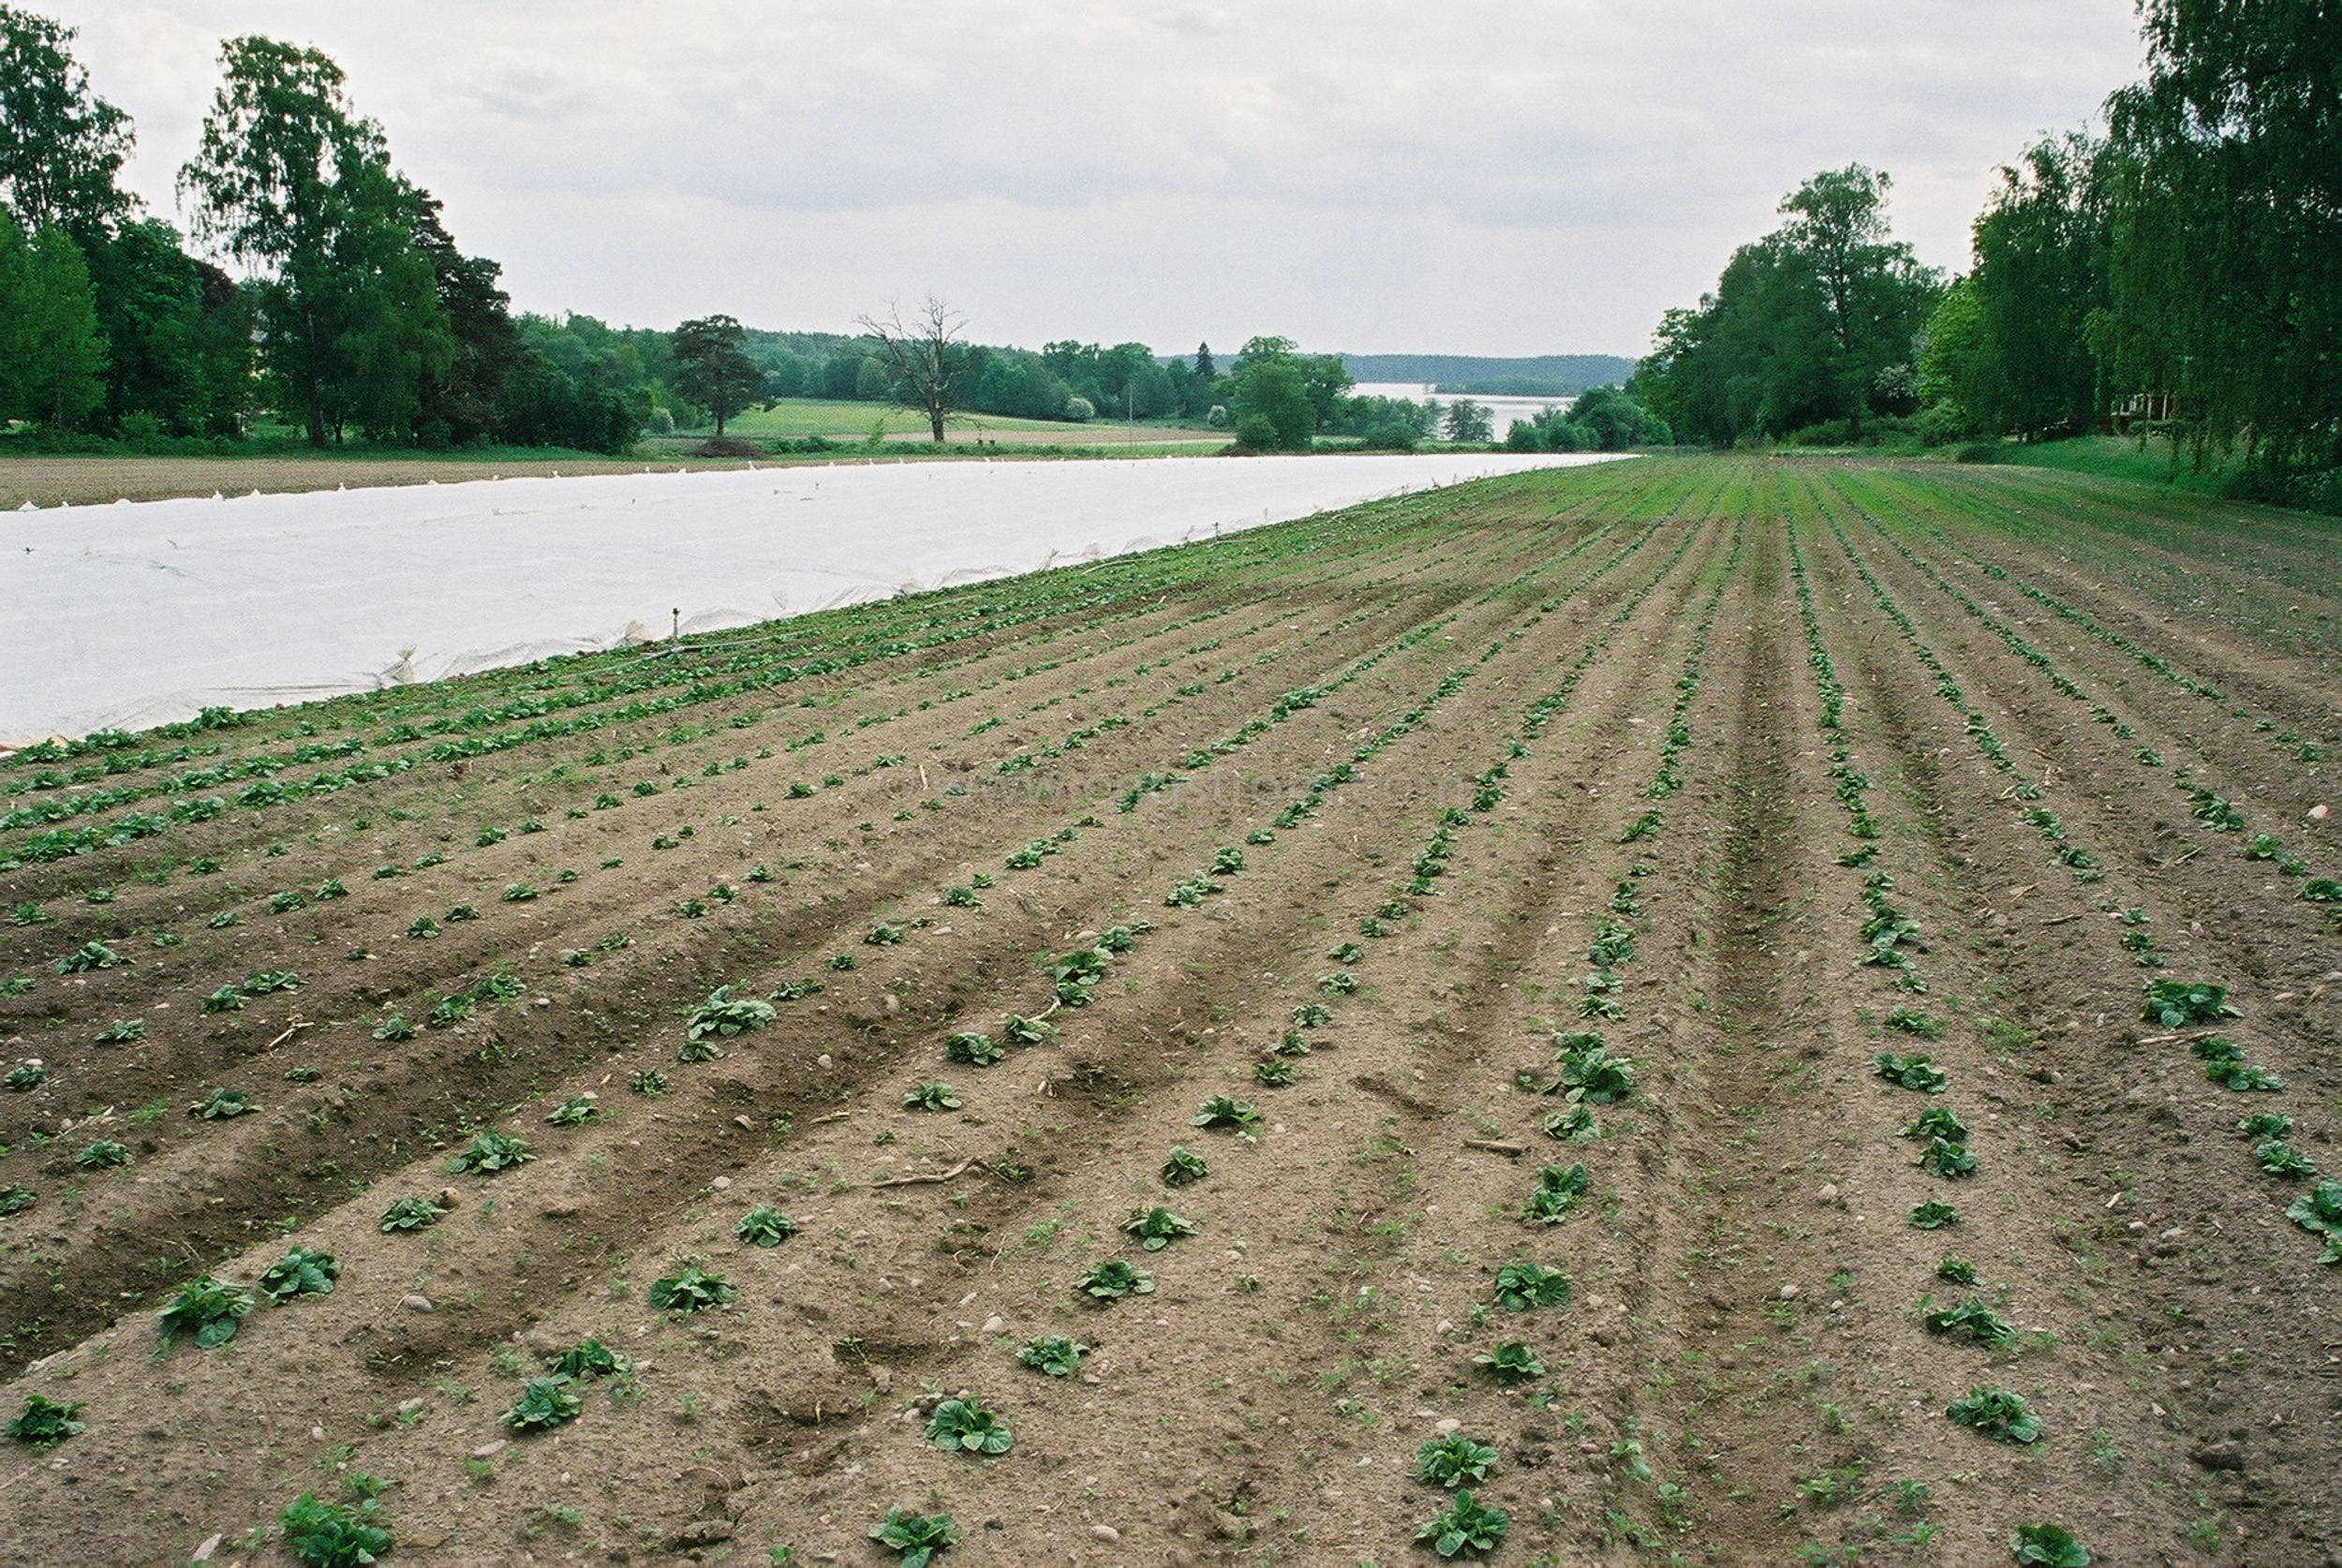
[928,403,945,442]
[301,297,329,449]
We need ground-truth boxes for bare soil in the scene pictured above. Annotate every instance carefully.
[0,456,2335,1568]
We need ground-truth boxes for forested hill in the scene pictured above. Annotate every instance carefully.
[1337,354,1638,395]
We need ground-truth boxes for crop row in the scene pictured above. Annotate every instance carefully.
[1792,475,2329,1274]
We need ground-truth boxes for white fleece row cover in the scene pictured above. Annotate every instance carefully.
[0,451,1621,745]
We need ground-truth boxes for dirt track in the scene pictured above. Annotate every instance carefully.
[0,456,2335,1566]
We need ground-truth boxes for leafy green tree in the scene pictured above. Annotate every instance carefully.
[671,313,762,436]
[179,37,451,446]
[1915,274,1984,440]
[1964,132,2108,438]
[1637,170,1937,447]
[410,189,522,446]
[499,313,644,451]
[2103,0,2340,473]
[0,6,133,245]
[1442,399,1493,443]
[15,220,107,430]
[1298,354,1354,436]
[1776,165,1943,440]
[1559,385,1653,451]
[0,210,28,419]
[88,217,250,436]
[1228,336,1312,451]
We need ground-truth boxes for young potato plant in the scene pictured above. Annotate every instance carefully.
[1874,1052,1949,1093]
[1473,1341,1545,1385]
[1075,1259,1155,1300]
[2256,1140,2317,1178]
[1253,1058,1298,1087]
[259,1247,339,1303]
[734,1206,800,1247]
[1415,1434,1498,1488]
[1521,1162,1591,1225]
[373,1014,417,1042]
[1160,1146,1208,1186]
[2011,1523,2090,1567]
[74,1139,130,1170]
[547,1338,631,1379]
[869,1508,958,1566]
[1415,1489,1508,1559]
[926,1396,1015,1455]
[1908,1201,1962,1231]
[503,1375,584,1432]
[2200,1040,2284,1091]
[687,984,776,1041]
[1490,1260,1570,1312]
[545,1095,597,1126]
[378,1195,445,1233]
[5,1060,45,1090]
[903,1080,961,1111]
[280,1491,393,1568]
[192,1087,257,1119]
[1902,1106,1968,1144]
[1947,1386,2041,1444]
[7,1393,85,1445]
[1935,1257,1979,1285]
[945,1031,1004,1066]
[158,1277,253,1349]
[2142,979,2237,1028]
[94,1018,143,1043]
[1556,1039,1635,1102]
[447,1129,532,1174]
[1192,1095,1260,1131]
[0,1186,36,1216]
[1542,1102,1599,1143]
[1922,1296,2015,1346]
[1015,1336,1088,1377]
[2286,1181,2342,1260]
[1885,1005,1945,1039]
[648,1265,736,1312]
[1917,1136,1978,1179]
[55,939,124,973]
[1002,1013,1059,1046]
[1121,1206,1198,1250]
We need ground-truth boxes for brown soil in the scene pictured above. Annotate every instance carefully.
[0,456,2335,1568]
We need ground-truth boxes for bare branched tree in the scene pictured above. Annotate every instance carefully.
[855,295,971,443]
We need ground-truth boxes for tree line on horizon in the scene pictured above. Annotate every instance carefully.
[1632,0,2336,497]
[0,8,1426,456]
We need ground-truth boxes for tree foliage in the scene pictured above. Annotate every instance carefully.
[0,5,133,246]
[178,37,451,446]
[2101,0,2342,472]
[671,313,762,437]
[1228,336,1315,451]
[1637,167,1942,447]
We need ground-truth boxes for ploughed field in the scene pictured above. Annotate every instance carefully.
[1,456,2337,1567]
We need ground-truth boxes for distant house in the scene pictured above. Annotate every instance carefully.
[2112,391,2179,431]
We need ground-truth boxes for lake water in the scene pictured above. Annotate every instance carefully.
[1352,383,1577,437]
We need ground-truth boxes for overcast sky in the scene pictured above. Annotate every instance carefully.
[44,1,2144,360]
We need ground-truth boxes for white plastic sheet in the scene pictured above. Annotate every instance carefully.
[1,451,1620,744]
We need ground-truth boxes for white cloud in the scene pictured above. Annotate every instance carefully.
[41,0,2142,355]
